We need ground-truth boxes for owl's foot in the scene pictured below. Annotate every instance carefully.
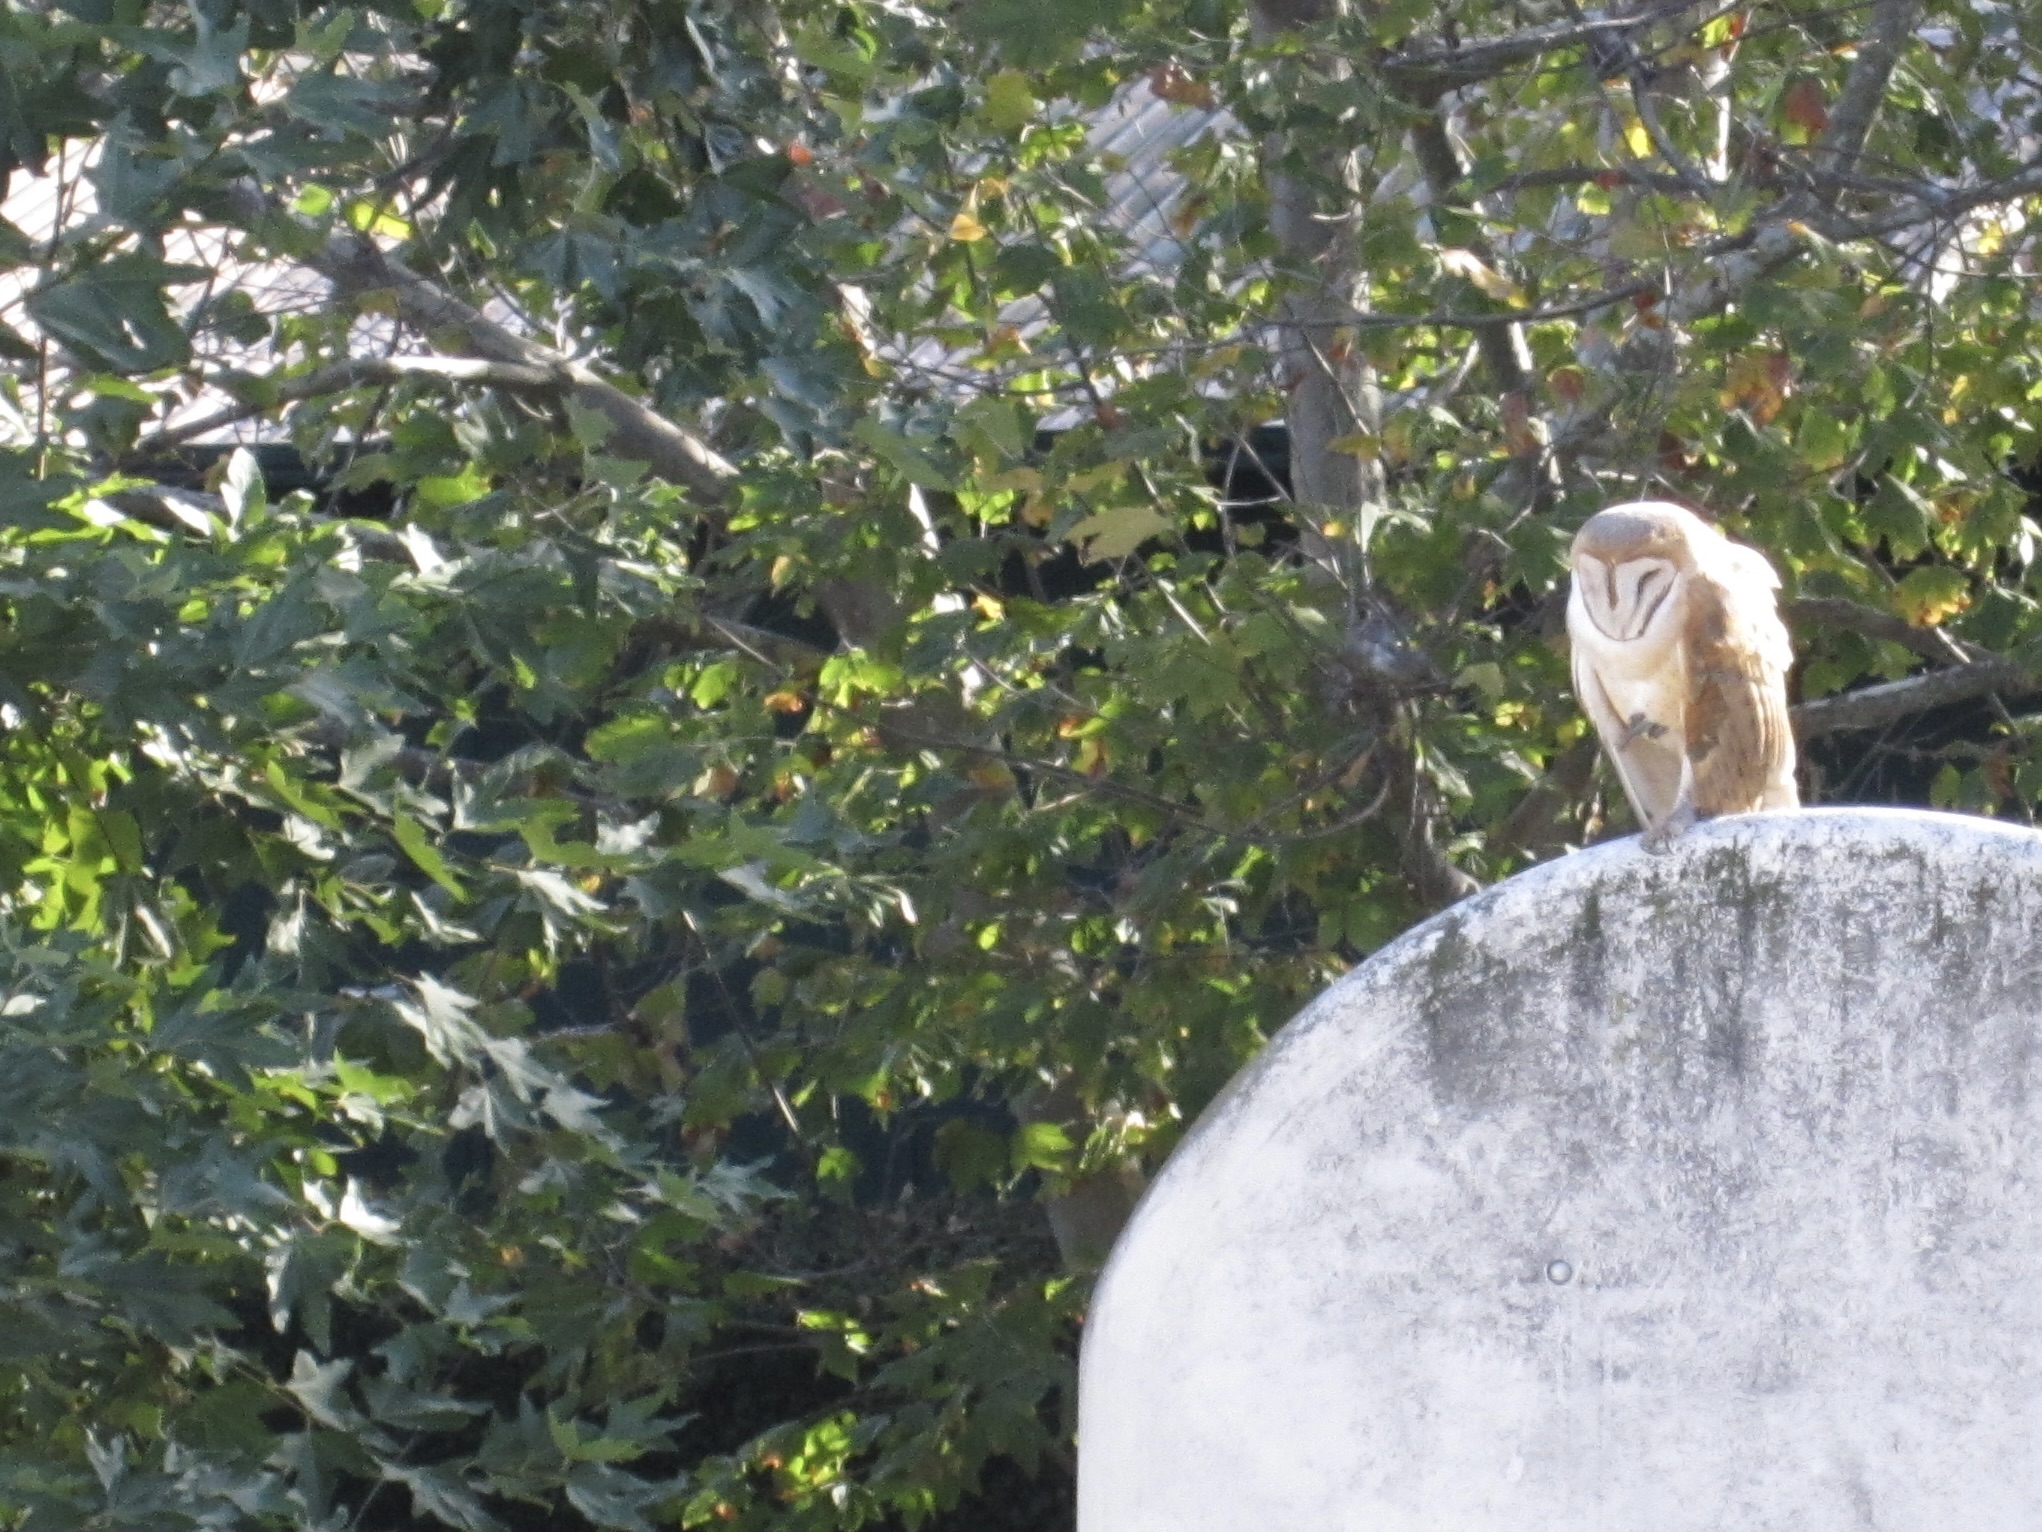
[1617,711,1669,749]
[1641,801,1697,854]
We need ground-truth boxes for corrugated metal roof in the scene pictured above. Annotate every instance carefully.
[889,75,1236,424]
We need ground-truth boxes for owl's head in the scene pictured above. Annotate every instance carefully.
[1569,500,1711,643]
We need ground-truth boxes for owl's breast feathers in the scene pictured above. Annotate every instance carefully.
[1567,611,1689,829]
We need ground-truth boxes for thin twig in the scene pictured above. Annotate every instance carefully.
[128,355,567,459]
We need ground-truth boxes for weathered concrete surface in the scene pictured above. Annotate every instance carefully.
[1080,809,2042,1531]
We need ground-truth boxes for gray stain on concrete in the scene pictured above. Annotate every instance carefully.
[1079,809,2042,1531]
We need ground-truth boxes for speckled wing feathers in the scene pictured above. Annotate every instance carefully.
[1682,568,1794,817]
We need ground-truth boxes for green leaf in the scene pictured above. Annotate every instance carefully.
[1795,410,1853,473]
[934,1118,1009,1193]
[1011,1120,1075,1174]
[393,813,466,898]
[1067,503,1169,561]
[982,71,1036,134]
[961,0,1131,66]
[387,1464,504,1532]
[852,419,956,489]
[288,1353,360,1430]
[1866,478,1932,559]
[27,260,191,373]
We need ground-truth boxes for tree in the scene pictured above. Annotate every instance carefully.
[0,0,2038,1526]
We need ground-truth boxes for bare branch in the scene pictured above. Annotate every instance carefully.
[131,355,568,459]
[1488,737,1600,862]
[1475,164,1697,198]
[1667,219,1807,322]
[1845,161,2042,240]
[1381,1,1705,97]
[100,483,414,561]
[1793,658,2041,740]
[1496,650,2030,852]
[1811,0,1921,199]
[1410,108,1531,394]
[223,183,737,502]
[1785,597,1987,666]
[1627,72,1712,195]
[1344,279,1659,333]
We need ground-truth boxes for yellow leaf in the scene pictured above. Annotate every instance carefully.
[980,323,1028,359]
[1891,567,1972,627]
[967,762,1016,792]
[949,210,987,242]
[1326,432,1380,457]
[1622,113,1652,159]
[1700,12,1745,50]
[696,764,741,799]
[1942,374,1972,424]
[1382,416,1417,465]
[1438,247,1524,306]
[345,200,411,241]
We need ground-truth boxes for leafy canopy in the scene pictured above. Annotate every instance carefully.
[0,0,2039,1526]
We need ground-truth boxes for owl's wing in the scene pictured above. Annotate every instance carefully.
[1683,567,1795,816]
[1571,642,1685,830]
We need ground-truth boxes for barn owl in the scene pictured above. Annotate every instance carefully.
[1567,501,1797,850]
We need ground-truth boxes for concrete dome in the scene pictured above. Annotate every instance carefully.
[1081,809,2042,1530]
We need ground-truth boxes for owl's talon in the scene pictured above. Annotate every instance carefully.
[1616,712,1667,749]
[1641,802,1697,853]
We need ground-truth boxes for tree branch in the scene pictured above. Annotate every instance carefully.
[1381,0,1706,97]
[1487,736,1600,862]
[1409,107,1531,394]
[1844,159,2042,240]
[1248,0,1379,585]
[131,355,569,459]
[1793,658,2041,739]
[223,183,736,502]
[1337,279,1658,332]
[1785,597,1987,665]
[1810,0,1920,199]
[1476,164,1697,198]
[1666,218,1807,323]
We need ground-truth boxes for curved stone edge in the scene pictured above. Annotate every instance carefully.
[1087,805,2042,1330]
[1077,807,2042,1529]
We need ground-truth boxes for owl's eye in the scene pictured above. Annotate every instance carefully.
[1630,566,1664,610]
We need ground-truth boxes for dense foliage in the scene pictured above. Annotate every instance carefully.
[0,0,2040,1525]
